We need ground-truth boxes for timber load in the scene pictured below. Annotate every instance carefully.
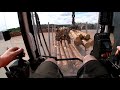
[74,30,90,40]
[69,30,82,46]
[69,30,93,48]
[55,28,71,44]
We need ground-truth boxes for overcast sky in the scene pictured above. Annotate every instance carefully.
[0,12,99,31]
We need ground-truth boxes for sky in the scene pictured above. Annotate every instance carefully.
[0,12,99,31]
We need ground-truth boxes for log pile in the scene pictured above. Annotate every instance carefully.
[69,30,94,48]
[52,27,95,75]
[55,28,71,44]
[55,28,93,59]
[75,30,90,40]
[54,28,93,59]
[54,28,82,73]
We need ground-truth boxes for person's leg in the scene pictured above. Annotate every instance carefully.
[77,55,110,78]
[31,58,63,78]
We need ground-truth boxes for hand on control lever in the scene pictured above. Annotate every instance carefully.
[101,46,120,59]
[101,52,112,59]
[0,47,24,67]
[100,46,120,66]
[115,46,120,56]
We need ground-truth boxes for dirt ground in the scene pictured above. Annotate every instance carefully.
[0,30,114,78]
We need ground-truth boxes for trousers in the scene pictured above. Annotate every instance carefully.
[31,60,110,78]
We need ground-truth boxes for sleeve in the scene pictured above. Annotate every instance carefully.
[30,61,63,78]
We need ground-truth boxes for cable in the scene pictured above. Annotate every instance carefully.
[34,12,47,56]
[34,12,51,56]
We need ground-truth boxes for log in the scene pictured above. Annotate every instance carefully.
[59,41,67,65]
[60,41,67,59]
[57,41,62,59]
[51,32,56,57]
[55,29,63,41]
[62,40,65,47]
[81,38,94,48]
[69,30,78,39]
[65,40,74,58]
[69,44,80,59]
[74,31,83,39]
[79,34,83,39]
[69,44,83,69]
[64,40,76,71]
[54,32,57,46]
[75,30,90,40]
[52,42,57,57]
[56,41,62,65]
[63,40,80,72]
[52,31,57,57]
[62,40,70,58]
[69,30,82,46]
[62,40,73,70]
[69,44,84,60]
[81,40,91,48]
[89,39,94,46]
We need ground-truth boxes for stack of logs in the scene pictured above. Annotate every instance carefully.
[55,28,71,44]
[55,28,84,60]
[55,28,93,50]
[54,28,94,75]
[54,28,83,74]
[69,30,94,48]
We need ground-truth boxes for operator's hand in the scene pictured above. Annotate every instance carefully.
[115,46,120,56]
[100,46,120,58]
[101,52,111,58]
[0,47,24,67]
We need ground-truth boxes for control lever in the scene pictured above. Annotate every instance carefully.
[104,53,120,78]
[114,52,120,66]
[90,33,112,59]
[5,52,30,78]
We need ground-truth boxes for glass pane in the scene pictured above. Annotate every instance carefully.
[0,12,29,78]
[36,12,100,76]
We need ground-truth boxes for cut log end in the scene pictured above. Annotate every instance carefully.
[74,37,82,46]
[82,40,91,48]
[79,34,83,39]
[85,34,90,40]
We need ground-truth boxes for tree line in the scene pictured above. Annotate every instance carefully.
[7,23,98,33]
